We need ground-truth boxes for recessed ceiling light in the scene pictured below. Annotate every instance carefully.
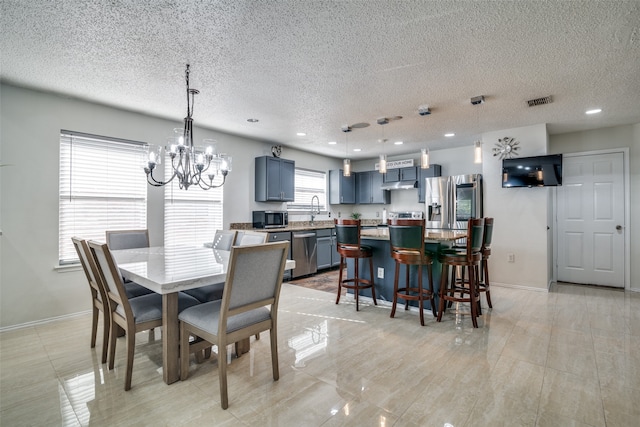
[353,148,362,152]
[585,108,602,115]
[394,141,403,145]
[444,133,455,137]
[247,118,259,123]
[296,132,306,136]
[328,141,337,145]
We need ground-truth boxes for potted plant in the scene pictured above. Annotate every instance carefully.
[350,212,362,220]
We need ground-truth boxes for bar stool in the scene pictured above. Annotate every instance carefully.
[479,218,494,308]
[437,218,485,328]
[449,217,495,313]
[334,218,377,311]
[388,219,437,326]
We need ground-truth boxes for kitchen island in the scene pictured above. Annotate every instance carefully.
[346,227,466,305]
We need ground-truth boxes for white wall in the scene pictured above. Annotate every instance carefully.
[0,84,341,327]
[549,124,640,290]
[482,124,551,290]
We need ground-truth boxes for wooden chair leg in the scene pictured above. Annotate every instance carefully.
[108,318,117,370]
[354,257,360,311]
[368,257,377,305]
[404,265,410,311]
[270,328,279,381]
[469,266,479,328]
[427,264,437,318]
[336,257,344,305]
[91,307,98,349]
[124,326,135,391]
[180,324,191,380]
[219,340,229,409]
[437,264,448,322]
[101,310,109,364]
[483,259,493,308]
[418,264,425,326]
[390,261,400,319]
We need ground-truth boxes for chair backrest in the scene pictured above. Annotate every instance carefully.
[482,217,494,249]
[219,241,289,326]
[87,240,133,319]
[213,230,237,250]
[106,229,150,250]
[235,231,268,246]
[465,218,485,257]
[72,237,107,304]
[387,219,425,252]
[334,219,361,247]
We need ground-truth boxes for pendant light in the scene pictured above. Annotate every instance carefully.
[377,119,388,174]
[472,96,484,164]
[421,148,430,169]
[418,104,431,169]
[474,140,483,164]
[342,126,351,177]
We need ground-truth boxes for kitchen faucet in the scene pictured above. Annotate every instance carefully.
[310,195,320,225]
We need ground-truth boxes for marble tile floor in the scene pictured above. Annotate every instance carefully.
[1,281,639,426]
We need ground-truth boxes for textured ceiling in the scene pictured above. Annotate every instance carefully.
[2,0,639,160]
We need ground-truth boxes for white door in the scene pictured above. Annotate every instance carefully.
[557,152,625,287]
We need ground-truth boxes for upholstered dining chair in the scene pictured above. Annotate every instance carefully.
[185,230,238,303]
[105,229,154,299]
[72,237,110,364]
[178,241,290,409]
[235,230,268,246]
[87,240,201,390]
[105,229,149,250]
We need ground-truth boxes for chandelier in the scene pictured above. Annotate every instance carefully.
[144,64,231,190]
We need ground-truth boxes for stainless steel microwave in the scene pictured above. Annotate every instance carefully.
[252,210,288,229]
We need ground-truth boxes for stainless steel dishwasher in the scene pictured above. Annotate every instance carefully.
[291,231,317,278]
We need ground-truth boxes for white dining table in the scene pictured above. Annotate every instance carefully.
[111,245,295,385]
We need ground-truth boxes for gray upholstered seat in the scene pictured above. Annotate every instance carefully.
[178,241,289,409]
[88,240,200,390]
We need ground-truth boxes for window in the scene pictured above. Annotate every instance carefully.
[164,161,223,248]
[288,168,326,212]
[59,131,147,264]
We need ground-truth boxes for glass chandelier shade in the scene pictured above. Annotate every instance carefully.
[144,64,231,190]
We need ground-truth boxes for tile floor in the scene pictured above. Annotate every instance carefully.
[1,280,639,426]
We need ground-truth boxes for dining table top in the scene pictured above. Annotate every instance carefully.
[111,245,295,294]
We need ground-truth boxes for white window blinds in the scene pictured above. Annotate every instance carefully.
[59,131,147,264]
[288,168,327,211]
[164,160,223,248]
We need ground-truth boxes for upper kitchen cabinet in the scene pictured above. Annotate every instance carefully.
[356,171,390,204]
[329,169,356,204]
[418,164,442,203]
[255,156,295,202]
[383,166,418,183]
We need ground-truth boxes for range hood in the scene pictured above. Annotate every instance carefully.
[380,180,418,190]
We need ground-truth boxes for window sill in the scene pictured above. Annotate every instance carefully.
[54,263,82,273]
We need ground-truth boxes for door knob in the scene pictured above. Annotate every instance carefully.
[616,225,623,231]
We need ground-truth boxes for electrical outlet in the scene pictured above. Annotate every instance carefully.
[377,267,384,278]
[376,211,380,217]
[508,253,515,263]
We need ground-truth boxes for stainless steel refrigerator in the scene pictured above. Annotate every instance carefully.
[424,174,483,229]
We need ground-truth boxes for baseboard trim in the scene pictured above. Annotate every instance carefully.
[0,310,91,333]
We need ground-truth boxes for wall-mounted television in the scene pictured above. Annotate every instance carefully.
[502,154,563,188]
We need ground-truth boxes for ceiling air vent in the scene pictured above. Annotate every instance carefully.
[527,96,553,107]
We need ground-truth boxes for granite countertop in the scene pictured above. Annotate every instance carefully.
[360,227,467,242]
[230,219,383,232]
